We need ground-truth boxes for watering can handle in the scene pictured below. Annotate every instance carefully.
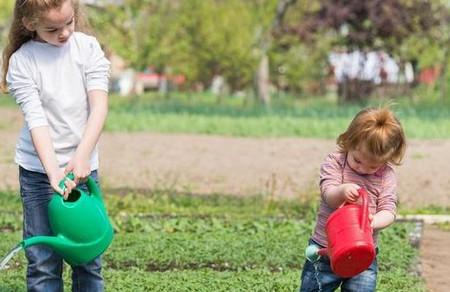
[358,188,369,231]
[58,173,75,193]
[58,173,102,201]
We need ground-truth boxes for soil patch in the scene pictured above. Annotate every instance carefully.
[3,131,450,208]
[420,225,450,292]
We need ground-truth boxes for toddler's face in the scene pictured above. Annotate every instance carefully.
[30,0,75,47]
[347,148,384,175]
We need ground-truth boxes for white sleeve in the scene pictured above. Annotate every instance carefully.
[6,52,48,130]
[84,36,110,92]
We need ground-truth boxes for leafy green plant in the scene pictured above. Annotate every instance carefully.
[105,93,450,139]
[0,189,424,291]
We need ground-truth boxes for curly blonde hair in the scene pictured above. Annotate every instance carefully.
[337,106,406,165]
[1,0,90,91]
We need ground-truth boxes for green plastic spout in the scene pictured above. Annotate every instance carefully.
[22,235,67,250]
[21,235,86,265]
[21,228,113,266]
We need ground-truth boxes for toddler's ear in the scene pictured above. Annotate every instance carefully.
[22,17,36,32]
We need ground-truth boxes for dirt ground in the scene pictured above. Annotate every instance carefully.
[420,225,450,292]
[0,107,449,291]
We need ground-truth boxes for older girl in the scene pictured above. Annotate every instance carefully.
[2,0,109,290]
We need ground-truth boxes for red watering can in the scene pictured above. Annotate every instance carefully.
[305,188,375,278]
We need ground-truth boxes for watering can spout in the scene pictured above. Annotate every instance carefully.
[305,244,328,262]
[22,236,74,254]
[21,228,113,266]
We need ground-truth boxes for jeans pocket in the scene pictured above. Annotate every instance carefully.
[19,167,52,198]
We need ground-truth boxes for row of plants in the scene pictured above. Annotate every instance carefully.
[1,91,450,138]
[0,189,424,291]
[104,93,450,139]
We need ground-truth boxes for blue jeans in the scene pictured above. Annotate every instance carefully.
[19,166,104,292]
[299,240,378,292]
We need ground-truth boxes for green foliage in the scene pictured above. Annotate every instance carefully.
[0,189,425,291]
[399,205,450,215]
[174,0,258,89]
[105,93,450,139]
[436,222,450,231]
[0,93,15,107]
[0,0,13,23]
[0,0,14,47]
[270,33,333,93]
[88,0,279,90]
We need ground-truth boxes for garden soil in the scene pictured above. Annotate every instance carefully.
[420,224,450,292]
[0,107,448,291]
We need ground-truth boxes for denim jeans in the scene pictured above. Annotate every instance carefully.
[19,166,104,292]
[299,240,378,292]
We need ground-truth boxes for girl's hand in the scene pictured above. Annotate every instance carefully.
[48,168,75,200]
[341,183,361,203]
[65,155,91,184]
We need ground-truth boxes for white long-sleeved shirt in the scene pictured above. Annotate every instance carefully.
[6,32,110,173]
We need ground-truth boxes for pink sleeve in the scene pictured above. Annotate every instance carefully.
[319,153,343,197]
[377,167,398,215]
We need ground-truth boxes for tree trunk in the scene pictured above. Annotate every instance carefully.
[254,0,298,105]
[439,47,449,100]
[256,54,271,105]
[339,78,374,103]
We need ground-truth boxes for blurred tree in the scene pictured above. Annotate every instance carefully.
[173,0,259,91]
[254,0,298,105]
[86,0,156,68]
[88,0,264,92]
[286,0,446,101]
[269,0,331,96]
[0,0,14,49]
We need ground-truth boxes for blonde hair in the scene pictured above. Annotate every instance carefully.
[1,0,90,91]
[337,106,406,165]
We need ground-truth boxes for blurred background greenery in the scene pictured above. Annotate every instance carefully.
[2,0,450,106]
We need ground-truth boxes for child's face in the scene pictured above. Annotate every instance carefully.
[347,148,384,175]
[25,0,75,47]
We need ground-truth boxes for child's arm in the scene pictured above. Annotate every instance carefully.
[30,126,75,198]
[373,168,397,231]
[6,52,75,198]
[371,210,395,231]
[65,90,108,183]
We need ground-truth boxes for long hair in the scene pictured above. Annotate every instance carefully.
[337,106,406,165]
[1,0,90,91]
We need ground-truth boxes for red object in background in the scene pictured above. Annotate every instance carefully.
[323,188,376,278]
[135,67,186,90]
[419,66,441,85]
[135,72,160,88]
[170,74,186,87]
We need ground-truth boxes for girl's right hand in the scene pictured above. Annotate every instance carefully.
[48,169,76,200]
[341,183,361,203]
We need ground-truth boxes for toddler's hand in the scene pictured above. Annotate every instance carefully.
[341,183,360,203]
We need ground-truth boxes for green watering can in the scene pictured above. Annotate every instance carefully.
[20,173,114,266]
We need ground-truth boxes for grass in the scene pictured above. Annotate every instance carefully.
[105,92,450,139]
[2,91,450,138]
[0,189,424,291]
[399,205,450,215]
